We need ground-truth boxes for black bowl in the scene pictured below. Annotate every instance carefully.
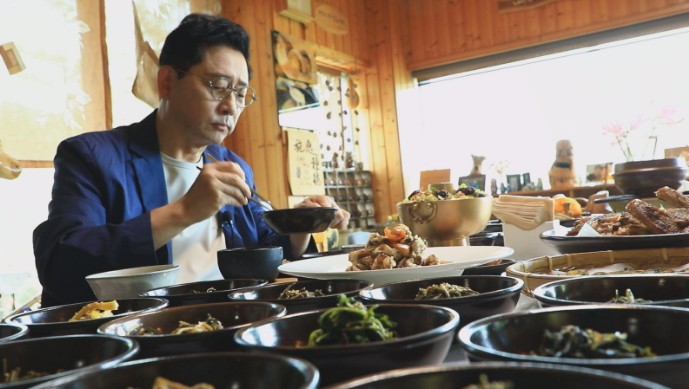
[358,275,523,328]
[228,279,373,314]
[234,304,459,386]
[0,334,138,389]
[532,275,689,308]
[4,298,168,337]
[325,361,669,389]
[139,279,268,306]
[32,352,319,389]
[217,246,284,281]
[458,304,689,388]
[97,301,286,359]
[0,323,28,343]
[263,207,337,234]
[462,258,516,275]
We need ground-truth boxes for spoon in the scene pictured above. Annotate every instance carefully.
[205,152,272,209]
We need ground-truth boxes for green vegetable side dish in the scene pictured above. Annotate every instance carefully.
[308,295,397,346]
[607,288,653,304]
[536,324,656,359]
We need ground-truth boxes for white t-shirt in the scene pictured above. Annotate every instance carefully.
[161,153,225,284]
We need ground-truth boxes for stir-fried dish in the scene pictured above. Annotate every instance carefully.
[461,374,514,389]
[308,295,397,346]
[1,358,62,383]
[607,289,653,304]
[278,286,325,299]
[535,324,656,358]
[128,314,223,336]
[347,224,439,271]
[69,300,119,321]
[415,282,479,300]
[401,184,487,203]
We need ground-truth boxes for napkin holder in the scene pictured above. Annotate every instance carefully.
[503,220,564,261]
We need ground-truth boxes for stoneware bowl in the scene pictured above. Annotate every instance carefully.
[325,361,669,389]
[234,304,459,386]
[532,274,689,308]
[613,157,688,198]
[263,207,337,234]
[217,246,283,282]
[32,352,319,389]
[228,279,373,314]
[85,264,180,300]
[97,301,286,359]
[358,275,523,329]
[0,323,28,343]
[139,279,268,307]
[4,298,169,337]
[0,334,138,389]
[462,258,516,276]
[458,304,689,388]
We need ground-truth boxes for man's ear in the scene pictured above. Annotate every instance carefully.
[158,66,175,99]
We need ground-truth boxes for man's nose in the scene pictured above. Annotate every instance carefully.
[218,93,240,115]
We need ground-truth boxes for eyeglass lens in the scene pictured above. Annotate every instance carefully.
[208,77,256,107]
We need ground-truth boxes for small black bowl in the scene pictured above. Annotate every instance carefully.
[0,334,138,389]
[234,304,459,386]
[358,275,523,328]
[4,298,169,337]
[458,304,689,388]
[139,279,268,306]
[98,301,286,359]
[228,279,373,314]
[463,259,516,276]
[217,246,284,281]
[325,361,669,389]
[31,352,319,389]
[532,274,689,308]
[263,207,337,234]
[0,323,28,343]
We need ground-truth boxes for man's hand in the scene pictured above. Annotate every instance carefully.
[295,195,351,230]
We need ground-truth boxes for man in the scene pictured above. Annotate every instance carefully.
[33,14,349,306]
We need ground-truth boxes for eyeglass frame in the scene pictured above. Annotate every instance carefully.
[174,68,257,108]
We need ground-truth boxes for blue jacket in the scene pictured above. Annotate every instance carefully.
[33,111,302,306]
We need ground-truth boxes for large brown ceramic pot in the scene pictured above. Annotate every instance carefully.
[613,157,688,198]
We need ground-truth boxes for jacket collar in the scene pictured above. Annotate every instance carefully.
[129,110,168,212]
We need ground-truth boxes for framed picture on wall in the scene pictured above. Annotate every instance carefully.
[506,174,522,192]
[458,174,486,191]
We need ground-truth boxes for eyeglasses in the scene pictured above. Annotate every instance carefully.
[175,68,257,108]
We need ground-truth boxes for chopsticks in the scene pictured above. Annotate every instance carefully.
[204,152,272,209]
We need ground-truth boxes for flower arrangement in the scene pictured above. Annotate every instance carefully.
[602,105,683,162]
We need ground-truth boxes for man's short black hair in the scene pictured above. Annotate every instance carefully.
[159,13,251,77]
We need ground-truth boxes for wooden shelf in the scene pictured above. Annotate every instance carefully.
[507,184,623,199]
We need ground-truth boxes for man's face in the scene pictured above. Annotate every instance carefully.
[167,46,250,147]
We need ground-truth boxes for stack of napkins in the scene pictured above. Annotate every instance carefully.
[492,195,554,229]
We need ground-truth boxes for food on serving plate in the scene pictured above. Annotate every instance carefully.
[400,184,487,203]
[151,376,215,389]
[552,260,689,276]
[607,288,652,304]
[567,186,689,236]
[1,358,62,383]
[128,314,223,336]
[553,196,583,219]
[69,300,119,321]
[278,286,325,299]
[307,295,397,346]
[461,374,514,389]
[347,224,439,271]
[535,324,656,358]
[415,282,479,300]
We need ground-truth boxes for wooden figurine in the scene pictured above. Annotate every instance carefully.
[549,139,576,189]
[470,155,486,176]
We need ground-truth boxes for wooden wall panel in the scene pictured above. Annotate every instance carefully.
[399,0,689,70]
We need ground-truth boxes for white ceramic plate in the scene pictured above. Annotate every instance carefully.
[278,246,514,285]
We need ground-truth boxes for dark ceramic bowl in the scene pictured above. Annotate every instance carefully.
[462,258,516,276]
[0,323,28,343]
[532,274,689,308]
[97,301,286,359]
[0,334,138,389]
[613,158,688,198]
[139,279,268,306]
[217,246,284,281]
[32,352,319,389]
[458,304,689,388]
[263,207,337,234]
[325,361,669,389]
[4,298,168,337]
[228,279,373,314]
[234,304,459,386]
[358,275,523,328]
